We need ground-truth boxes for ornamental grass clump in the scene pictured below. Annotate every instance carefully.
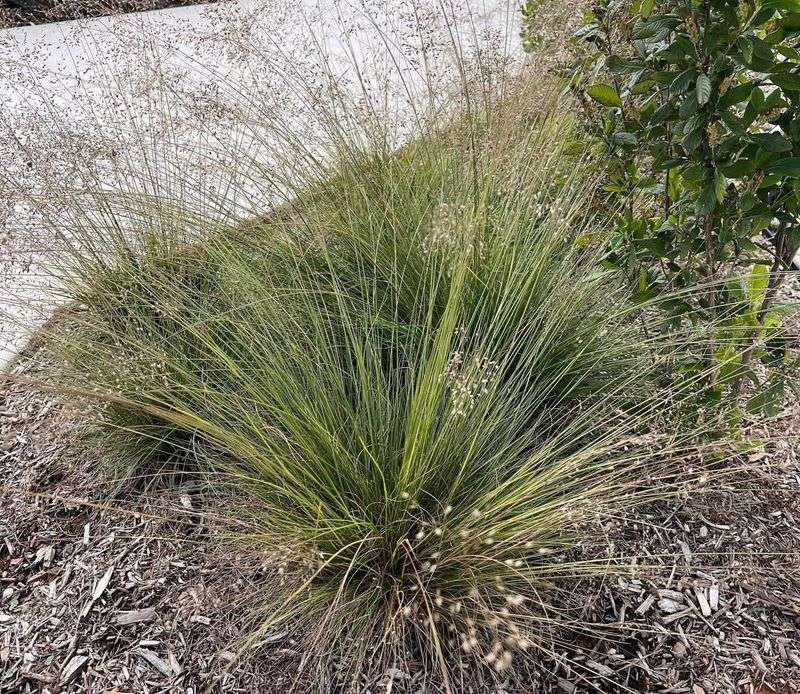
[29,98,744,691]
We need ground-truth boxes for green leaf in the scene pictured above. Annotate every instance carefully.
[740,191,758,210]
[775,44,800,61]
[779,12,800,30]
[763,157,800,176]
[611,131,638,146]
[746,378,785,416]
[659,38,694,63]
[641,0,655,18]
[763,87,784,110]
[714,170,727,202]
[750,131,793,152]
[760,0,800,11]
[650,102,675,125]
[724,275,749,305]
[606,55,644,73]
[682,164,705,182]
[720,111,747,136]
[770,72,800,91]
[718,82,755,109]
[765,28,785,45]
[740,37,754,64]
[747,263,770,309]
[586,83,623,107]
[696,183,718,215]
[696,73,712,105]
[634,15,680,40]
[717,351,743,385]
[684,113,706,134]
[631,78,657,94]
[679,91,699,117]
[749,85,765,111]
[752,35,776,60]
[651,70,681,85]
[720,158,757,177]
[763,334,789,367]
[672,68,698,93]
[638,237,669,256]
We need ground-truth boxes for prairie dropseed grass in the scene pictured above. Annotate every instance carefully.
[3,8,768,690]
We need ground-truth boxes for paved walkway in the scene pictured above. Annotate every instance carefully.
[0,0,516,367]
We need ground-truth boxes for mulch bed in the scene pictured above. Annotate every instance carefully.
[2,1,219,28]
[0,355,294,692]
[1,346,799,693]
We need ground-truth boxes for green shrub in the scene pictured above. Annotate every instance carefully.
[35,100,744,690]
[564,0,800,417]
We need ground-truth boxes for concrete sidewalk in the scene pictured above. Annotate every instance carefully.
[0,0,517,367]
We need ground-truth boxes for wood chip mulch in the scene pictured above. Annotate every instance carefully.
[558,427,800,693]
[0,357,294,693]
[1,348,799,694]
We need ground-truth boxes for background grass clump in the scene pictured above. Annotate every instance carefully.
[33,94,740,692]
